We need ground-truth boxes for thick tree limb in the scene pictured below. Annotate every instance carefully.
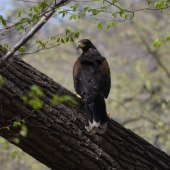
[0,0,70,67]
[0,47,170,169]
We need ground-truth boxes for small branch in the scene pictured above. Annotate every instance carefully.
[0,0,71,67]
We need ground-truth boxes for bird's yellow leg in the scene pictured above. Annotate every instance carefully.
[107,112,111,120]
[76,93,85,102]
[76,93,82,98]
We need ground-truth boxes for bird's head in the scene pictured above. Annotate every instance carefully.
[77,39,96,52]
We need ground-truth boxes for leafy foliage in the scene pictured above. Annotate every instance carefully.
[1,0,170,169]
[23,85,44,110]
[153,39,162,47]
[52,94,77,106]
[0,15,6,26]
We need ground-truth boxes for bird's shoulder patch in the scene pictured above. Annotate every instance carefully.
[73,58,82,77]
[100,59,110,75]
[89,48,101,55]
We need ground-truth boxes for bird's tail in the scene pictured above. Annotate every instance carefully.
[85,94,107,132]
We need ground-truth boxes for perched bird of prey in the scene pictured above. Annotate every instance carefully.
[73,39,111,132]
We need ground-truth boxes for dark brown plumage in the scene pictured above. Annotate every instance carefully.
[73,39,111,132]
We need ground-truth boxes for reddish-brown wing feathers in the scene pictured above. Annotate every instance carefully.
[73,58,82,78]
[99,59,110,76]
[98,59,111,99]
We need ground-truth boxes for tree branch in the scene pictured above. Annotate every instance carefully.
[0,0,70,67]
[0,46,170,170]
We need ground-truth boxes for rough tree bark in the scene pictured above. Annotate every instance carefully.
[0,48,170,170]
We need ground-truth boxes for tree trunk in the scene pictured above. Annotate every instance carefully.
[0,48,170,170]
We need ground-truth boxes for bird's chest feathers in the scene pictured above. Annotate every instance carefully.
[78,50,106,76]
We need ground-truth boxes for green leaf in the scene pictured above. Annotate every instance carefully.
[51,94,77,106]
[66,29,71,35]
[22,120,26,124]
[28,99,42,110]
[75,32,80,38]
[57,38,60,43]
[32,15,39,21]
[14,24,18,29]
[18,11,22,18]
[72,15,76,20]
[13,122,18,127]
[69,16,73,20]
[37,89,44,96]
[107,24,111,29]
[97,22,103,29]
[0,15,3,20]
[27,19,31,25]
[7,127,10,130]
[23,96,28,105]
[66,37,69,42]
[119,10,124,16]
[154,2,158,7]
[17,122,21,126]
[111,22,115,27]
[61,39,65,44]
[125,14,129,19]
[56,7,61,10]
[153,41,157,47]
[166,36,170,41]
[51,95,58,106]
[2,45,7,52]
[20,125,28,137]
[18,46,27,52]
[18,48,23,52]
[33,6,39,13]
[84,7,89,11]
[165,3,169,8]
[28,13,32,17]
[70,37,74,42]
[112,13,116,18]
[59,11,65,14]
[157,40,162,47]
[21,18,27,22]
[2,19,6,26]
[92,10,97,15]
[62,12,65,18]
[14,138,20,144]
[30,85,44,97]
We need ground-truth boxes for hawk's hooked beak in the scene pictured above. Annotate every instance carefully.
[77,42,86,50]
[77,44,81,50]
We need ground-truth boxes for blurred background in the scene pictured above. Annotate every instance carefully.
[1,0,170,169]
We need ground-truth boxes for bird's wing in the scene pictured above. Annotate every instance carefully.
[85,59,111,103]
[99,59,111,98]
[73,58,88,97]
[73,57,111,103]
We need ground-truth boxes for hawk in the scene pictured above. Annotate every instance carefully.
[73,39,111,132]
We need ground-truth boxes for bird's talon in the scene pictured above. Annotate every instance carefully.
[76,93,82,98]
[107,113,111,120]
